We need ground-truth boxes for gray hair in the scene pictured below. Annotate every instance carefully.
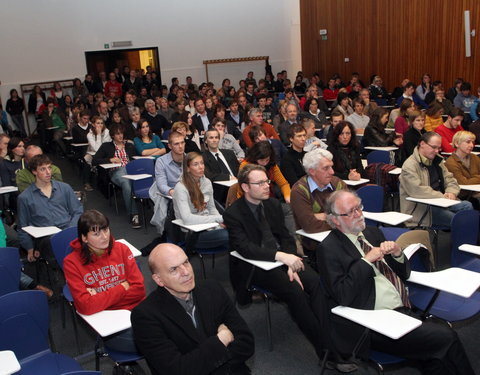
[144,99,155,108]
[248,107,262,119]
[302,149,333,174]
[129,106,140,116]
[325,190,360,228]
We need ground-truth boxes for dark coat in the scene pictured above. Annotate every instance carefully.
[316,226,410,357]
[131,280,254,375]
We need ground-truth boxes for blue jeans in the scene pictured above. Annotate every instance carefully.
[196,228,229,249]
[104,327,139,353]
[431,200,473,229]
[110,167,138,215]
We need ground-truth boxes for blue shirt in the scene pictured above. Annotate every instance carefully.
[155,152,184,196]
[18,180,83,250]
[307,176,333,193]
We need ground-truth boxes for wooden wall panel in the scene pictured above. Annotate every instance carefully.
[300,0,480,91]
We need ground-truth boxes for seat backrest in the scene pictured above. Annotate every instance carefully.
[366,150,390,165]
[126,158,155,193]
[61,372,102,375]
[0,247,22,296]
[50,227,77,269]
[226,183,240,208]
[0,290,50,360]
[451,210,480,267]
[357,184,384,213]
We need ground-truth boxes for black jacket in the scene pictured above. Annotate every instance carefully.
[92,141,135,165]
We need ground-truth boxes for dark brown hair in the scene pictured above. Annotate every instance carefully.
[77,210,114,265]
[182,152,205,212]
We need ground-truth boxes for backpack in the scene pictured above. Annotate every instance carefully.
[364,162,399,193]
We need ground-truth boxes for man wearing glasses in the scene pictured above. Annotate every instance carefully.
[400,131,472,228]
[223,163,324,358]
[317,190,474,374]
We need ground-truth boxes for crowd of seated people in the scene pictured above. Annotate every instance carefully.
[3,66,480,374]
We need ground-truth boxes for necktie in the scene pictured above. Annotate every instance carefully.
[358,236,411,308]
[257,204,278,252]
[215,153,231,176]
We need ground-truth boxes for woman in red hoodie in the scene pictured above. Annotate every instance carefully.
[64,209,145,352]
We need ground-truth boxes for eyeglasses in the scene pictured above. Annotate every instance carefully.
[335,204,364,217]
[248,179,271,186]
[425,143,441,151]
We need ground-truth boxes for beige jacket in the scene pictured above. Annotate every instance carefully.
[399,147,460,227]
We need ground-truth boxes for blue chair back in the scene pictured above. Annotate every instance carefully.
[366,150,390,165]
[0,247,21,296]
[50,227,77,270]
[162,129,171,140]
[126,158,155,195]
[357,185,384,212]
[61,372,102,375]
[451,210,480,268]
[379,227,410,242]
[0,290,49,361]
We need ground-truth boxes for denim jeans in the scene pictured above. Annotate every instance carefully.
[431,200,473,229]
[110,166,138,215]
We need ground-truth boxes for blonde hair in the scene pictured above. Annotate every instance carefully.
[452,131,476,148]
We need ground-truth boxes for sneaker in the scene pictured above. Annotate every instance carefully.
[35,284,54,298]
[131,215,141,229]
[84,183,94,192]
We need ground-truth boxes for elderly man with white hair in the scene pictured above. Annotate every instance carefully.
[290,148,348,258]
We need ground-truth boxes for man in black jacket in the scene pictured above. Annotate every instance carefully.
[280,123,306,187]
[317,190,474,374]
[132,243,254,375]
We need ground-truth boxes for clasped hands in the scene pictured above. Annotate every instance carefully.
[364,241,402,263]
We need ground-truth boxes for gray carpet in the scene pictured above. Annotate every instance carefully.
[41,154,480,374]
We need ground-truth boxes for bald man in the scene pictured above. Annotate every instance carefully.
[131,244,254,375]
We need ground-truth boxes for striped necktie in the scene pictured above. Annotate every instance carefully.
[358,235,411,308]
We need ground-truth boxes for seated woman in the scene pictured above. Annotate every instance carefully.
[333,92,354,118]
[171,121,200,153]
[327,121,364,180]
[248,125,286,165]
[170,98,187,124]
[133,119,166,158]
[424,101,444,132]
[178,111,201,150]
[239,141,291,203]
[0,137,25,186]
[445,131,480,208]
[212,117,245,161]
[301,97,329,132]
[394,98,416,135]
[364,107,403,148]
[403,111,426,158]
[64,209,145,353]
[173,152,228,249]
[86,116,111,165]
[92,123,140,228]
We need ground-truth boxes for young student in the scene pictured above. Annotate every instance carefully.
[302,118,327,152]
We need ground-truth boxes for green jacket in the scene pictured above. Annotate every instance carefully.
[16,164,63,193]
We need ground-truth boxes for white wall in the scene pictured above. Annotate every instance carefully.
[0,0,301,102]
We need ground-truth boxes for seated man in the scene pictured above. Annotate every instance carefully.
[278,103,300,145]
[16,145,63,193]
[131,243,254,375]
[400,131,472,228]
[18,154,83,262]
[290,149,347,257]
[280,123,307,187]
[318,190,474,374]
[435,107,465,153]
[223,164,323,357]
[242,108,280,149]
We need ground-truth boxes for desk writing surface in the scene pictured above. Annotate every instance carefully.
[459,184,480,192]
[99,163,122,169]
[364,146,398,151]
[172,219,218,232]
[407,268,480,298]
[117,238,141,257]
[230,251,283,271]
[0,186,18,194]
[71,143,88,147]
[0,350,21,375]
[331,306,422,340]
[121,173,152,180]
[214,180,237,187]
[22,225,61,238]
[405,197,458,207]
[132,155,155,160]
[362,211,412,226]
[342,178,370,186]
[296,229,331,242]
[388,167,402,175]
[459,244,480,255]
[77,309,131,337]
